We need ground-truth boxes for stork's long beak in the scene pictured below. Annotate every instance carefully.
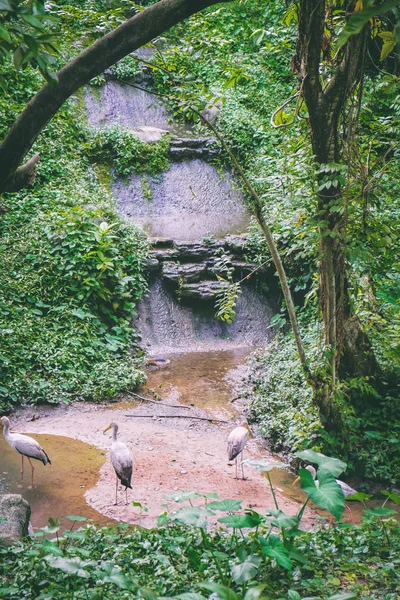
[293,476,300,486]
[103,423,112,434]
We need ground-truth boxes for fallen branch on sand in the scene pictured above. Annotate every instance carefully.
[126,390,193,410]
[124,414,229,424]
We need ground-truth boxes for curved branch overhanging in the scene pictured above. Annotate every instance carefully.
[0,0,232,192]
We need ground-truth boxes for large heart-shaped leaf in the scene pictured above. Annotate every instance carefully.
[232,554,261,584]
[95,561,135,590]
[164,490,200,503]
[243,459,286,472]
[266,508,299,529]
[295,450,346,478]
[345,492,372,502]
[259,534,292,570]
[208,499,243,512]
[46,556,94,578]
[363,507,397,520]
[171,507,213,529]
[381,490,400,505]
[299,468,345,521]
[219,513,260,529]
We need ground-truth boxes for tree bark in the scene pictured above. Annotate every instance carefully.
[294,0,378,429]
[0,0,231,192]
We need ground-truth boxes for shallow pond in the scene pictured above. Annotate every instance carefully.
[0,433,111,530]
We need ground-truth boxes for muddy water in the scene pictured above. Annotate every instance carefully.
[110,347,251,418]
[0,434,111,530]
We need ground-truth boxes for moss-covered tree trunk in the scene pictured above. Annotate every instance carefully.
[296,0,378,429]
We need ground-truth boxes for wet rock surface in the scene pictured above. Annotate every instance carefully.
[162,261,208,284]
[0,494,31,546]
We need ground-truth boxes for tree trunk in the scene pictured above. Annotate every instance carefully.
[0,0,231,192]
[294,0,380,428]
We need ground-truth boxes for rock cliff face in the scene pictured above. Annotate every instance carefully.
[144,234,270,303]
[85,72,277,354]
[0,494,31,546]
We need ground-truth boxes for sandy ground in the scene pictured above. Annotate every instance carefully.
[10,398,318,529]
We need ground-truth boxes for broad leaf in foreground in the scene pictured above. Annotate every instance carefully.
[208,499,243,512]
[231,554,261,584]
[299,468,345,521]
[295,450,346,478]
[259,534,292,570]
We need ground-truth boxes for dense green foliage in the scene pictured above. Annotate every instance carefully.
[86,126,170,177]
[0,4,154,412]
[1,470,400,599]
[248,336,400,484]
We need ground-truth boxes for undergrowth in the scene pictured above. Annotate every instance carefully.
[1,470,399,600]
[247,335,400,485]
[0,37,150,412]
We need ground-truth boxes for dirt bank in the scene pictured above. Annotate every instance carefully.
[10,396,317,529]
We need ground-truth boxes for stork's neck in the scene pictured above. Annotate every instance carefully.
[112,426,118,442]
[1,419,11,439]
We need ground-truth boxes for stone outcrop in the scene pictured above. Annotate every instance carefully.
[179,280,230,301]
[145,234,271,306]
[169,137,218,161]
[0,494,31,546]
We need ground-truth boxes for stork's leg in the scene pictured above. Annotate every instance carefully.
[125,487,128,505]
[345,503,354,524]
[114,475,118,505]
[241,450,245,480]
[20,455,24,483]
[235,457,238,479]
[27,457,35,486]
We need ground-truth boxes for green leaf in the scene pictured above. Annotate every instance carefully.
[207,499,242,512]
[0,24,11,42]
[231,554,261,584]
[363,507,397,520]
[381,490,400,505]
[164,490,200,503]
[243,459,286,471]
[21,14,45,29]
[218,513,260,529]
[299,468,345,521]
[378,31,396,60]
[95,562,135,590]
[266,509,299,529]
[259,534,292,570]
[0,1,12,10]
[45,556,94,578]
[65,515,87,522]
[328,594,357,600]
[337,1,398,49]
[345,492,372,502]
[198,583,240,600]
[295,450,347,477]
[243,584,268,600]
[171,507,212,529]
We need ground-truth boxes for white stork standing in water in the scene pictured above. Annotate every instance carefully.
[103,422,133,505]
[227,421,251,480]
[0,416,51,485]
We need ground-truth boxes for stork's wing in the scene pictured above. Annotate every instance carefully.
[110,441,133,488]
